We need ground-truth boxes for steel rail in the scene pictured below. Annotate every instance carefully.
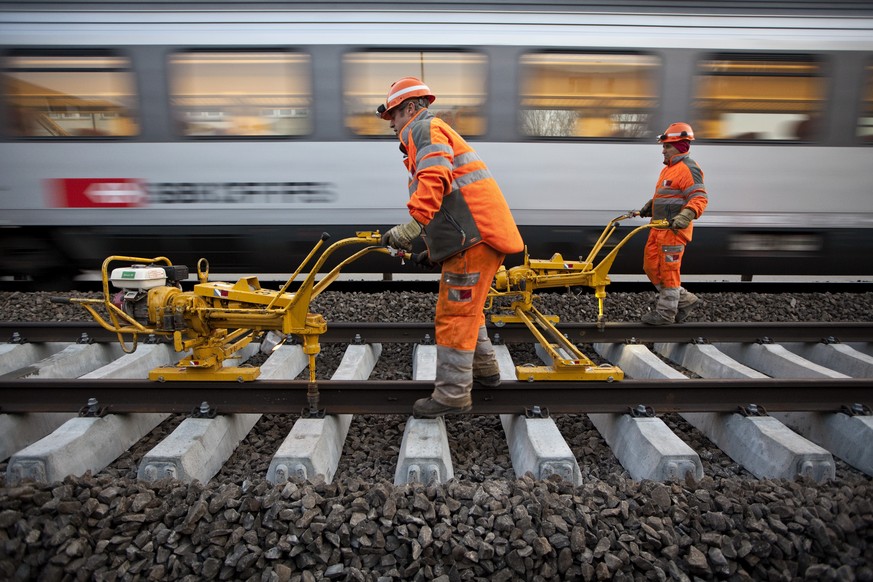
[2,321,872,344]
[0,378,869,416]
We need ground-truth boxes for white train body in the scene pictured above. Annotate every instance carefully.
[1,2,872,284]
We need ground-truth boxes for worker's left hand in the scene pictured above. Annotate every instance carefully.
[670,208,696,230]
[380,220,422,251]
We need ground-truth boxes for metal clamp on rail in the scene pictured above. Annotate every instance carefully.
[628,404,655,418]
[738,403,768,417]
[79,397,107,417]
[840,403,872,417]
[191,401,217,418]
[525,405,550,419]
[302,406,326,419]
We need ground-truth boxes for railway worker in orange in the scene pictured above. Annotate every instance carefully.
[377,76,524,418]
[637,122,708,325]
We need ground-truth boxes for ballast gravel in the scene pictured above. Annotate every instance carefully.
[0,289,871,581]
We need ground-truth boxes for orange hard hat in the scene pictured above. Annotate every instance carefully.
[377,76,436,120]
[657,122,695,143]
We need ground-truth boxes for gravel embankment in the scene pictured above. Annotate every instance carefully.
[0,289,871,581]
[3,288,873,324]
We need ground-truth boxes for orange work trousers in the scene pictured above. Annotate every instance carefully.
[643,228,687,289]
[435,243,505,351]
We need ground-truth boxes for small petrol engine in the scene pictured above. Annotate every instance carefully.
[110,264,189,325]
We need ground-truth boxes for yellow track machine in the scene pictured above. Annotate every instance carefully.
[59,213,661,390]
[487,213,667,382]
[56,232,409,384]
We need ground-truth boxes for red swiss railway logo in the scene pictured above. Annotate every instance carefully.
[50,178,147,208]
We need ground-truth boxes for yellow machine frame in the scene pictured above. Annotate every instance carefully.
[65,232,407,383]
[486,213,667,381]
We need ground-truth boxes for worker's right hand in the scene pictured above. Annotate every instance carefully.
[380,220,422,251]
[638,199,653,218]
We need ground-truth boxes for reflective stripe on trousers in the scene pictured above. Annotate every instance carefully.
[472,324,500,379]
[433,325,501,406]
[655,287,681,319]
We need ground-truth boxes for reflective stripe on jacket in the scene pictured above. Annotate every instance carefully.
[650,152,708,241]
[399,109,523,262]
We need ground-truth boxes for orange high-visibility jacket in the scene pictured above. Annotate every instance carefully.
[649,152,708,241]
[398,109,523,261]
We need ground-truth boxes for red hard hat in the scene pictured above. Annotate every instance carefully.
[377,77,436,120]
[657,122,695,143]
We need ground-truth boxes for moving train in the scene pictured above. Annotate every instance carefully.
[1,1,872,287]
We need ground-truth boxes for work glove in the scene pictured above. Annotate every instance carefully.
[411,251,438,271]
[380,220,422,251]
[638,199,653,218]
[670,208,696,230]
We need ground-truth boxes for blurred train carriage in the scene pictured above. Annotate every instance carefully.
[1,0,872,287]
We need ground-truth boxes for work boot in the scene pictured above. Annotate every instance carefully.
[645,286,680,325]
[641,310,675,326]
[413,397,471,419]
[675,296,699,323]
[473,373,501,388]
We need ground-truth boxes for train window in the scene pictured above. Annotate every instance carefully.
[169,51,311,137]
[3,54,139,138]
[858,64,873,142]
[693,55,824,141]
[518,53,659,138]
[343,51,487,136]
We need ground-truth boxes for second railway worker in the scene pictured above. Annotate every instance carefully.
[637,122,709,325]
[377,76,524,418]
